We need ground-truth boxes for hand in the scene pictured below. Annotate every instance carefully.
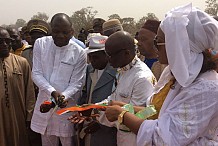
[51,91,61,104]
[58,96,68,108]
[68,112,91,124]
[105,105,123,122]
[68,111,100,124]
[109,100,126,106]
[51,91,67,108]
[79,108,93,116]
[40,101,55,113]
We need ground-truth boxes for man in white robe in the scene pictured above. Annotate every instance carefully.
[31,13,87,146]
[99,31,156,146]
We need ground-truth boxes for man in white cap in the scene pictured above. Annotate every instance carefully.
[77,35,117,146]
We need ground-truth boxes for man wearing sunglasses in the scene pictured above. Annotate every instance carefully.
[0,27,35,146]
[100,31,156,146]
[70,31,156,146]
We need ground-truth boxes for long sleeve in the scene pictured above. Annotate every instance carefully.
[22,59,36,121]
[62,50,87,100]
[137,80,218,146]
[32,39,56,98]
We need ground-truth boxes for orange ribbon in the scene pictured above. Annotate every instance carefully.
[56,104,106,115]
[43,101,52,105]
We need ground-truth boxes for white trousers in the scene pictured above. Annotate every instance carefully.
[41,134,74,146]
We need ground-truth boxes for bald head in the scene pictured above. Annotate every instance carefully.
[106,31,135,52]
[50,13,72,27]
[105,31,136,68]
[50,13,74,47]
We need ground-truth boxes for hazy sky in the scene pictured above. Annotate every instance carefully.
[0,0,206,25]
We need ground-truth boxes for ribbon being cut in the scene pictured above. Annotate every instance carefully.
[55,99,157,120]
[40,98,157,121]
[56,99,110,115]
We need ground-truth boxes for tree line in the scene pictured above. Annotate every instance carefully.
[0,7,158,37]
[1,0,218,37]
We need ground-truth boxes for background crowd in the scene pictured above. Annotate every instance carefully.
[0,2,218,146]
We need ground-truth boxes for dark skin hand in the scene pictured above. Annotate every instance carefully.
[105,105,144,135]
[68,110,99,124]
[51,91,68,108]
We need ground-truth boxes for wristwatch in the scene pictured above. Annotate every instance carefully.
[118,110,128,124]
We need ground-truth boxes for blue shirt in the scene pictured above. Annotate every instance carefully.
[144,58,158,69]
[71,37,86,49]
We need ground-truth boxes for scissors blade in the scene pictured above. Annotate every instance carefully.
[51,105,58,116]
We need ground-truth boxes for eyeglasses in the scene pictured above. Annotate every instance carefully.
[153,36,165,49]
[0,38,12,45]
[105,49,127,58]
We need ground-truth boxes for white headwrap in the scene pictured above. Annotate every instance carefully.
[160,3,218,87]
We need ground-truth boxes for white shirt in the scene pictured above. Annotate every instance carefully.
[88,69,105,103]
[137,70,218,146]
[31,36,87,137]
[109,57,156,106]
[100,57,156,146]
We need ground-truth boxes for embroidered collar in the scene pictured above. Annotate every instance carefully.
[117,56,138,74]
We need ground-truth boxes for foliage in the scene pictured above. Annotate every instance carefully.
[71,7,97,37]
[31,12,49,22]
[108,14,122,23]
[205,0,218,16]
[15,19,26,28]
[136,13,159,31]
[107,13,158,36]
[122,17,137,35]
[1,7,159,38]
[0,24,8,28]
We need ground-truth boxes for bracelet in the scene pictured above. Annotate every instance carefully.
[118,110,128,124]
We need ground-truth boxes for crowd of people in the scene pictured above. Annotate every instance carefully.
[0,3,218,146]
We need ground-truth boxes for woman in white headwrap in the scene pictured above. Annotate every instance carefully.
[105,3,218,146]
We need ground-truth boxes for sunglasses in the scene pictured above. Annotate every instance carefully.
[0,38,12,45]
[153,36,165,49]
[105,49,127,58]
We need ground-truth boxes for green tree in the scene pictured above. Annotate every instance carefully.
[205,0,218,15]
[108,14,122,22]
[136,13,159,30]
[31,12,49,22]
[71,7,97,37]
[15,19,26,28]
[122,17,137,35]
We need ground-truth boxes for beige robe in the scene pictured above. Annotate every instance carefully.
[151,61,167,81]
[0,53,35,146]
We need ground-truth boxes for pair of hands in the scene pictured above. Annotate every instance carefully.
[68,108,100,124]
[51,91,68,108]
[68,100,126,124]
